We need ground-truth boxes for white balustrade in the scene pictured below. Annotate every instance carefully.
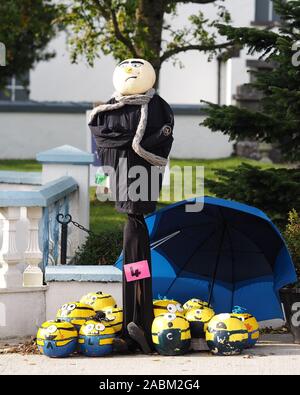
[23,207,43,287]
[0,207,23,288]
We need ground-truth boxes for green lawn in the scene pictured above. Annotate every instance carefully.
[89,157,279,234]
[0,159,42,172]
[0,156,280,234]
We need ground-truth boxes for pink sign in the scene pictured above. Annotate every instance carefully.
[124,260,151,282]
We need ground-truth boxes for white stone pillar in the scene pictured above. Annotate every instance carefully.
[0,207,23,288]
[23,207,43,287]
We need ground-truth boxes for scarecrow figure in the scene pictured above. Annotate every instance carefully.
[89,59,174,353]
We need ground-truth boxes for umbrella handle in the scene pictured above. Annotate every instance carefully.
[208,223,227,306]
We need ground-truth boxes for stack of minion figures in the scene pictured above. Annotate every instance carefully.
[37,293,260,358]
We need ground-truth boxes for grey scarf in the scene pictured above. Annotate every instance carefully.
[89,88,167,167]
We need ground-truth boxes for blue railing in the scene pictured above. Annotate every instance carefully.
[0,174,78,276]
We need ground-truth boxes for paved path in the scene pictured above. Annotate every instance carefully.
[1,334,300,375]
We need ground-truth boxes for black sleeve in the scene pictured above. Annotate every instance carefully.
[141,96,174,158]
[88,98,118,151]
[88,98,115,128]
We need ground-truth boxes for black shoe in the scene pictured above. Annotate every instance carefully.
[127,322,152,355]
[112,337,138,354]
[112,338,130,354]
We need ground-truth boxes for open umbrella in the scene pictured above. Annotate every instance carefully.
[116,197,296,321]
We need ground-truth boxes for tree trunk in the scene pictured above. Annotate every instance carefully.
[135,0,165,88]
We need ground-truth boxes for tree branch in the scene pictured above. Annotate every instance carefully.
[160,41,234,62]
[92,0,111,20]
[93,0,138,57]
[110,8,138,57]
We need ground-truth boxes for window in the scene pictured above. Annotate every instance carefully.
[255,0,281,24]
[0,72,30,101]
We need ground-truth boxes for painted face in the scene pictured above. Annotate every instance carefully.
[113,58,156,95]
[152,314,191,356]
[82,322,106,336]
[206,314,248,355]
[80,292,116,312]
[153,300,185,318]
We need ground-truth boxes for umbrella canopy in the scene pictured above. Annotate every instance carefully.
[116,197,297,321]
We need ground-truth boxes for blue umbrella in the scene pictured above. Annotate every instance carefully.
[116,197,297,321]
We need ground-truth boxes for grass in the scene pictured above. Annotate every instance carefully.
[0,156,281,234]
[89,157,280,234]
[0,160,42,172]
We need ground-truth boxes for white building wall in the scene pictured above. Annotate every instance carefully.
[30,0,255,105]
[172,115,233,159]
[0,112,233,159]
[0,112,87,158]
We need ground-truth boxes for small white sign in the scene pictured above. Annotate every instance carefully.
[0,42,6,67]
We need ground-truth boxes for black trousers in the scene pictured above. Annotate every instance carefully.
[122,214,154,348]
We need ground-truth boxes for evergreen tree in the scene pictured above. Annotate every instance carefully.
[203,0,300,162]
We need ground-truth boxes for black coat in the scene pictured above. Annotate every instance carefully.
[89,94,174,214]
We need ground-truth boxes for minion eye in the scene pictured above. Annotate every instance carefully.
[176,304,183,312]
[67,304,76,311]
[166,313,176,322]
[196,310,202,315]
[86,324,95,332]
[167,304,177,314]
[105,309,112,314]
[91,296,97,302]
[47,325,57,334]
[95,323,105,332]
[62,304,68,310]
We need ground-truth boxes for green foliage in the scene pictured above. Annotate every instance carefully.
[202,102,277,141]
[284,210,300,275]
[206,163,300,228]
[0,0,59,88]
[73,229,123,265]
[58,0,232,78]
[216,24,279,57]
[203,0,300,161]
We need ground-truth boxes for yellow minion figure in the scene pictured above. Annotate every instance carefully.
[37,320,78,358]
[102,307,123,334]
[206,313,248,356]
[185,306,215,339]
[183,298,211,313]
[153,299,184,318]
[80,292,116,312]
[232,306,259,348]
[152,313,191,356]
[78,319,116,356]
[56,302,96,331]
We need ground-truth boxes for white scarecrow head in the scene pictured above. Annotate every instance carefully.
[113,58,156,95]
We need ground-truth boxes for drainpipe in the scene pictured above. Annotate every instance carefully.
[217,57,222,105]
